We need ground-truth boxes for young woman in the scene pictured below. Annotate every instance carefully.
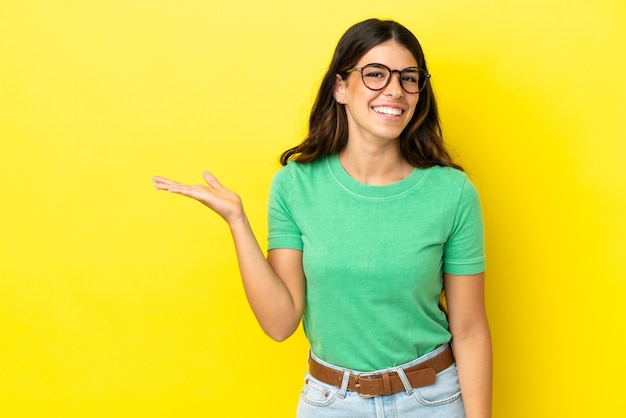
[153,18,492,418]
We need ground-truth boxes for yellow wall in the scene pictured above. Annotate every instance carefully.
[1,1,624,416]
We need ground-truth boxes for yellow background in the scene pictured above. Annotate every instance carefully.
[1,0,625,416]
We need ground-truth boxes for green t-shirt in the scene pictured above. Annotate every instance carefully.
[267,154,486,371]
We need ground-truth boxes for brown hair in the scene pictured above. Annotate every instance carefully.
[280,18,462,171]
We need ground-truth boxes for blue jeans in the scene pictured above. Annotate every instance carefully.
[296,344,465,418]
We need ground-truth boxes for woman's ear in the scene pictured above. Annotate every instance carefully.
[334,74,346,104]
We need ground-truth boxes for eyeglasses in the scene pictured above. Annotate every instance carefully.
[344,63,431,94]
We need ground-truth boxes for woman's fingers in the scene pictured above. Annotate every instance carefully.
[151,176,181,191]
[153,173,221,192]
[202,171,226,190]
[152,173,226,206]
[151,176,177,186]
[152,176,203,194]
[151,175,172,183]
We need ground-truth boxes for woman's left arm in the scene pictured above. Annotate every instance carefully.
[444,272,492,418]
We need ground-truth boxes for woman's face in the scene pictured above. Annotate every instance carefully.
[335,40,419,147]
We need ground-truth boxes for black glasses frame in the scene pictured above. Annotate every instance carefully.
[344,63,431,94]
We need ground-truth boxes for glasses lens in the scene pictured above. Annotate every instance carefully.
[400,68,421,94]
[361,64,391,90]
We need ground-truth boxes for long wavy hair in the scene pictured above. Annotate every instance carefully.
[280,19,462,171]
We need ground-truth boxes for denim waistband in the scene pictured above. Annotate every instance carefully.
[310,343,450,375]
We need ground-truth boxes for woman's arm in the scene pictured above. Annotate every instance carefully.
[152,172,305,341]
[443,272,492,418]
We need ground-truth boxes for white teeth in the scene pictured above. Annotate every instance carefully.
[373,106,402,116]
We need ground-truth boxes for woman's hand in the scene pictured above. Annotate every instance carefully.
[152,172,244,224]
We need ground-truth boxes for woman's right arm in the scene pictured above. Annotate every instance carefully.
[152,172,305,341]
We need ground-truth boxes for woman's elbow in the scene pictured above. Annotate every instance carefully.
[265,327,296,342]
[261,319,300,342]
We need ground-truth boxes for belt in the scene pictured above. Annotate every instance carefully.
[308,347,454,398]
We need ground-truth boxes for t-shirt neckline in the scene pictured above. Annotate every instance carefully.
[326,153,427,199]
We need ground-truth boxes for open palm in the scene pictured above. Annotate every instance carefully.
[152,172,243,224]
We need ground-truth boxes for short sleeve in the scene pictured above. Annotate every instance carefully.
[443,176,486,275]
[267,165,303,251]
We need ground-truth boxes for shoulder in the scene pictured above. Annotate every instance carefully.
[425,166,477,194]
[427,165,468,184]
[269,158,331,209]
[271,157,329,186]
[418,167,481,216]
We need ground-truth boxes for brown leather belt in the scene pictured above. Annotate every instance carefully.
[308,347,454,398]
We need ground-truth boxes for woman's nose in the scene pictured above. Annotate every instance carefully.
[383,71,405,97]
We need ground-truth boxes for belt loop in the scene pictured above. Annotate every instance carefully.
[395,366,414,395]
[382,372,392,396]
[338,369,351,398]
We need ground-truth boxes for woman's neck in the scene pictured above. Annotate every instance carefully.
[338,140,413,186]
